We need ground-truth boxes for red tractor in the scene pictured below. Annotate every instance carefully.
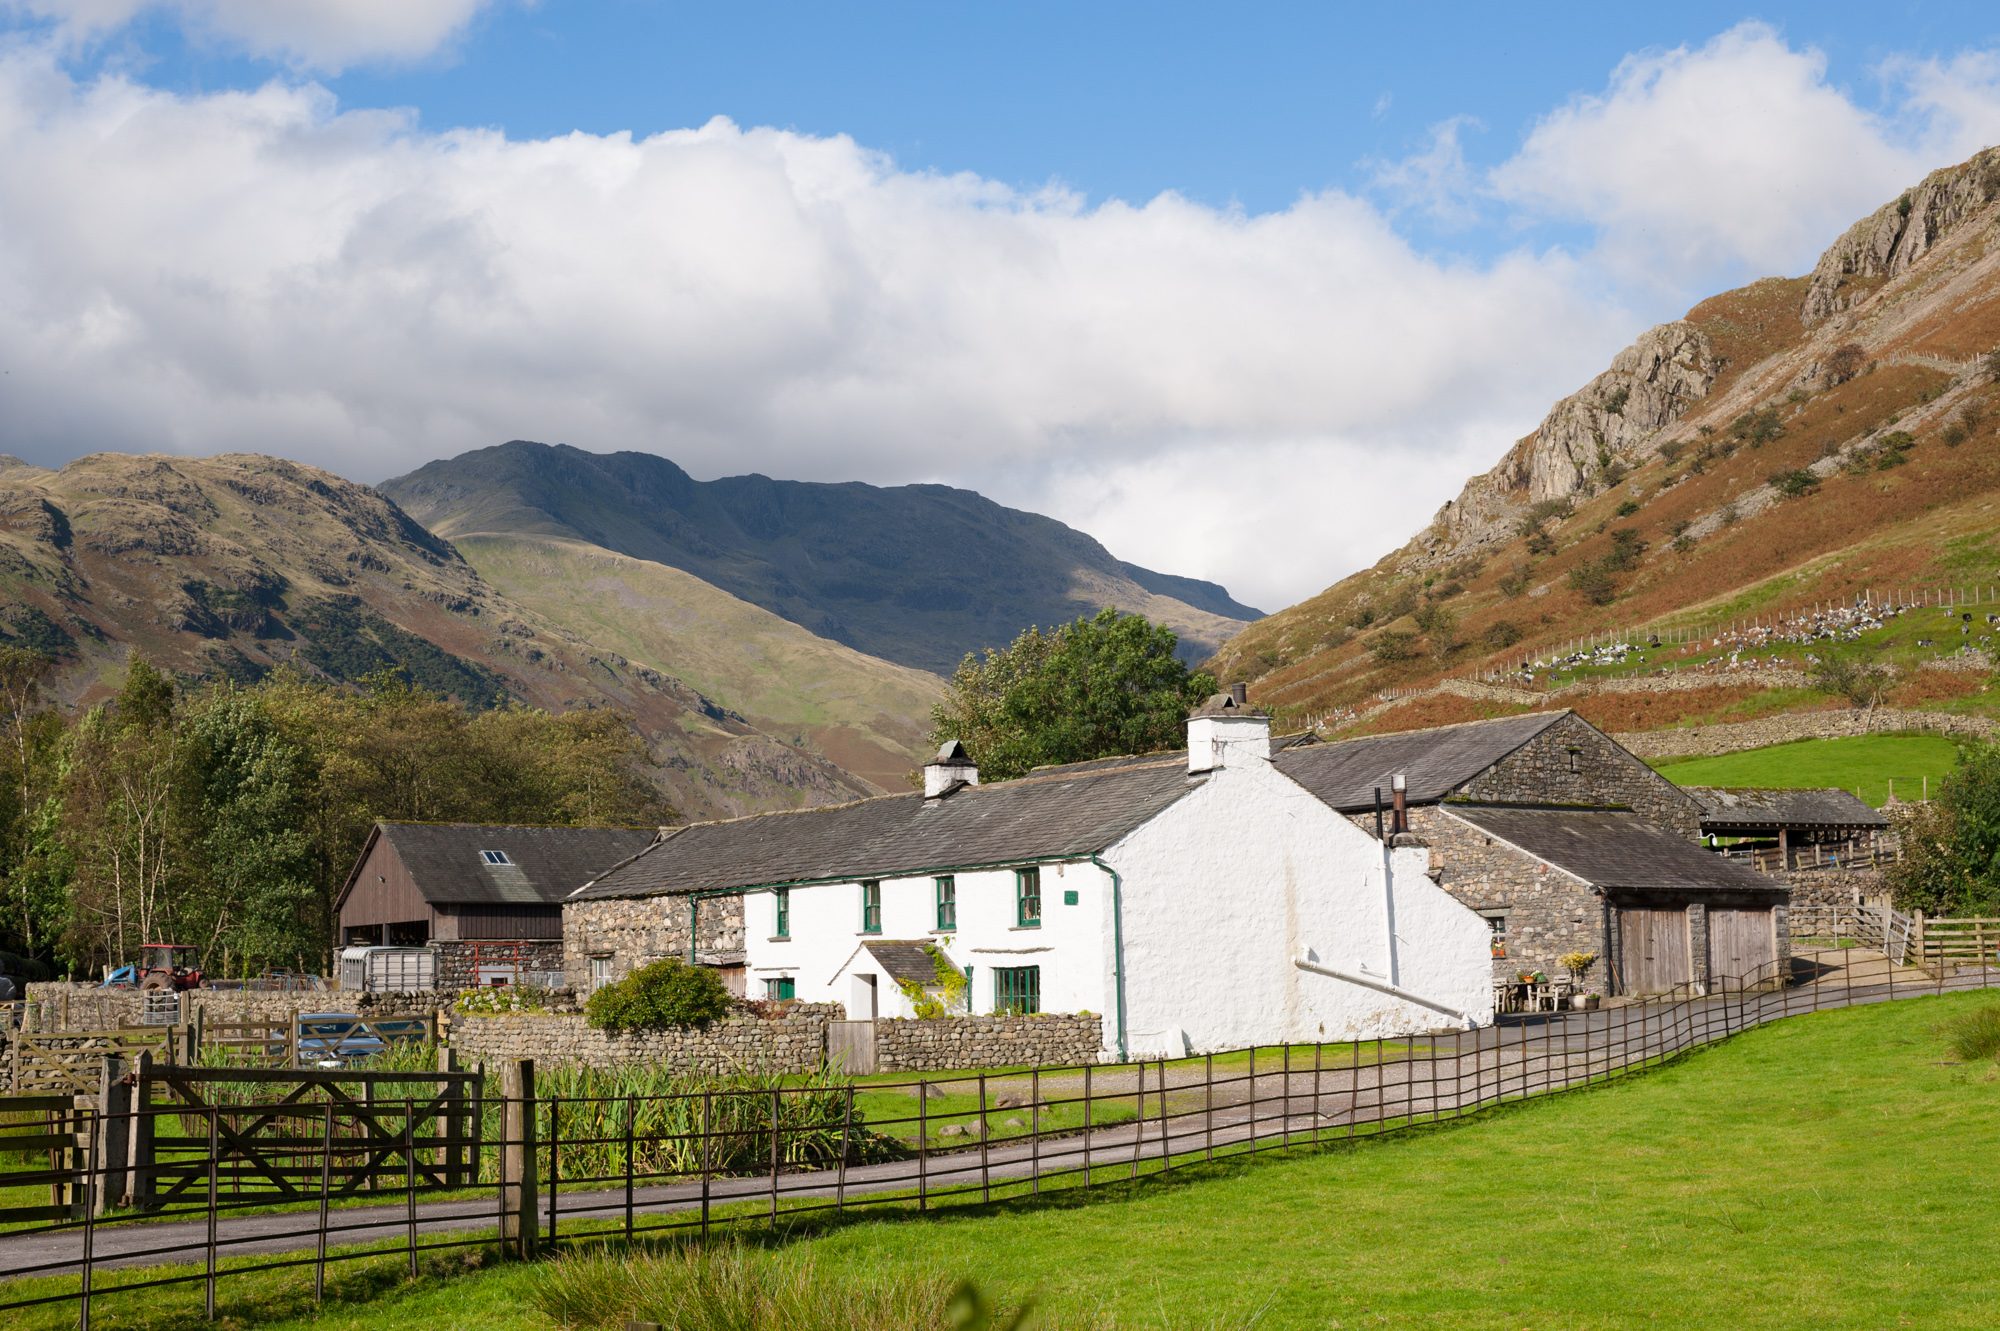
[137,942,203,991]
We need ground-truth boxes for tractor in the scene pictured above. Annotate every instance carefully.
[137,942,203,991]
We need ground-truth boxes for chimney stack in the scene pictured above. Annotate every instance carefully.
[1229,680,1248,707]
[1390,773,1408,835]
[923,740,980,799]
[1186,689,1271,774]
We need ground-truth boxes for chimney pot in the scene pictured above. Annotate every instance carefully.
[1229,681,1248,707]
[1390,772,1409,834]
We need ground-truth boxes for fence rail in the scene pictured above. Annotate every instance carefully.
[2,945,1995,1328]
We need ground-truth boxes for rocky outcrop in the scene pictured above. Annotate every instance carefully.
[1802,148,2000,324]
[1416,320,1719,565]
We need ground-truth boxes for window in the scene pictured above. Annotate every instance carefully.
[934,876,956,931]
[860,880,882,934]
[765,976,796,1001]
[479,849,512,866]
[1015,867,1041,928]
[994,965,1041,1015]
[773,888,790,939]
[1483,913,1508,959]
[589,955,612,992]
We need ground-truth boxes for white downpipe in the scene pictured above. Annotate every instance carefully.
[1293,955,1477,1028]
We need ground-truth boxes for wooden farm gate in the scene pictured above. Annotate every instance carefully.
[1914,916,2000,973]
[130,1064,484,1207]
[1617,907,1693,996]
[9,1026,185,1096]
[0,1092,88,1224]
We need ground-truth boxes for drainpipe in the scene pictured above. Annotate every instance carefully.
[1090,854,1130,1062]
[1381,775,1406,986]
[686,896,698,963]
[1292,955,1476,1027]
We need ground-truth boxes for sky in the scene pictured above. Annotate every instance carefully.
[5,4,2000,611]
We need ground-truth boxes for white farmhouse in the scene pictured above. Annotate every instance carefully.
[566,694,1494,1058]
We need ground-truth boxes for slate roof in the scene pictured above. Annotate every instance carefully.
[857,941,946,987]
[572,756,1201,901]
[1687,787,1889,832]
[360,823,661,908]
[1272,712,1569,813]
[1445,805,1780,896]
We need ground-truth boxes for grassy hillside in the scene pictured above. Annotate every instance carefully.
[455,534,941,791]
[1654,734,1961,806]
[30,993,2000,1330]
[382,441,1260,674]
[1215,147,2000,735]
[0,453,876,817]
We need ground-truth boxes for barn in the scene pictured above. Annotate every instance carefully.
[335,823,658,990]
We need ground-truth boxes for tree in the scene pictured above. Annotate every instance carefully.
[1888,742,2000,915]
[1823,343,1867,386]
[928,610,1216,782]
[1809,649,1891,709]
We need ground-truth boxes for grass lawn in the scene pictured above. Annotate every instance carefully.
[16,991,2000,1329]
[1652,732,1962,805]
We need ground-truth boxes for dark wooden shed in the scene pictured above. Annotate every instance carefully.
[335,823,658,988]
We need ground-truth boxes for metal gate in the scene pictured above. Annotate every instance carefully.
[826,1020,876,1074]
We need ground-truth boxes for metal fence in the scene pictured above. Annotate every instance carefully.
[2,944,1995,1328]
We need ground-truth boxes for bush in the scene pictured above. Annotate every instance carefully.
[1941,1005,2000,1063]
[1566,561,1619,606]
[1497,564,1533,598]
[1615,499,1640,517]
[1482,620,1523,651]
[585,958,733,1033]
[1368,629,1418,664]
[1824,343,1866,385]
[1603,528,1647,572]
[1657,439,1686,465]
[1731,406,1785,447]
[1769,468,1820,499]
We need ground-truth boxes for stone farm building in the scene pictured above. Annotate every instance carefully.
[335,822,658,990]
[1275,711,1790,996]
[565,697,1496,1059]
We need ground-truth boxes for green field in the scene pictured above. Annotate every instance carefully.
[18,992,2000,1330]
[1653,732,1963,805]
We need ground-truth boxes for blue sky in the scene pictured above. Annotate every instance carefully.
[5,3,2000,605]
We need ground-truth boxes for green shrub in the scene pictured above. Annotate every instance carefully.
[1566,560,1619,606]
[586,958,733,1033]
[1482,620,1523,651]
[1615,499,1640,517]
[1367,629,1418,664]
[1769,468,1820,499]
[1940,1005,2000,1062]
[457,985,557,1015]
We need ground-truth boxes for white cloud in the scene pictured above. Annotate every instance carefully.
[4,24,2000,611]
[3,0,494,70]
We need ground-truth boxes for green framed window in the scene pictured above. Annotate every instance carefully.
[1015,867,1042,928]
[860,880,882,934]
[994,965,1040,1015]
[765,976,796,1001]
[935,875,957,931]
[773,888,790,939]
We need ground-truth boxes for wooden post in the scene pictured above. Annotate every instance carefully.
[500,1059,538,1259]
[1914,910,1928,971]
[95,1054,128,1217]
[437,1047,462,1188]
[127,1050,155,1212]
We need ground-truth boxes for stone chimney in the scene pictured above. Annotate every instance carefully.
[1187,683,1270,774]
[923,739,980,798]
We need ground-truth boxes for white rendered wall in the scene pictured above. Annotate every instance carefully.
[742,860,1110,1024]
[1106,758,1494,1055]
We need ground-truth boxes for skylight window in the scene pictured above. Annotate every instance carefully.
[480,850,512,866]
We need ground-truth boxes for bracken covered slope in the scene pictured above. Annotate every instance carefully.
[1214,147,2000,722]
[0,452,879,816]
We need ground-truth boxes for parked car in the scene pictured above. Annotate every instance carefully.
[295,1012,429,1068]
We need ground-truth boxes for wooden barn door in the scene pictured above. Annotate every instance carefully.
[1619,907,1692,995]
[1707,907,1778,986]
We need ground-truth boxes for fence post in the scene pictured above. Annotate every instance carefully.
[204,1106,220,1321]
[95,1053,128,1217]
[438,1046,462,1188]
[499,1059,538,1259]
[127,1050,155,1212]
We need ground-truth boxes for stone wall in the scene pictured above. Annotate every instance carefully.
[1462,712,1703,836]
[433,940,564,992]
[21,983,446,1033]
[873,1013,1105,1072]
[446,1003,841,1075]
[1411,807,1612,994]
[562,895,747,990]
[1776,868,1887,910]
[1613,709,1997,761]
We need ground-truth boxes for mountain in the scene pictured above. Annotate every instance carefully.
[0,452,884,816]
[380,442,1262,674]
[1213,147,2000,729]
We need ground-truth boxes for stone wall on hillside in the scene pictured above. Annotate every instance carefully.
[873,1014,1105,1072]
[1613,709,1997,761]
[447,1004,841,1075]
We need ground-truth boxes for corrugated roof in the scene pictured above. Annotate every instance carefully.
[1274,712,1569,812]
[573,757,1201,901]
[375,823,660,907]
[1445,805,1780,895]
[1687,787,1889,831]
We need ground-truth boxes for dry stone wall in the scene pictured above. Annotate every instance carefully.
[873,1013,1105,1072]
[22,983,445,1032]
[1613,709,1997,761]
[446,1004,841,1075]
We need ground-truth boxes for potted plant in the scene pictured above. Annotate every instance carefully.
[1559,951,1599,1008]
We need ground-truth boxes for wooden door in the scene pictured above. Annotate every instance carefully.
[826,1021,877,1074]
[1619,907,1692,995]
[1707,907,1778,986]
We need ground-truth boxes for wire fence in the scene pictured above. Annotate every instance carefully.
[2,944,1996,1328]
